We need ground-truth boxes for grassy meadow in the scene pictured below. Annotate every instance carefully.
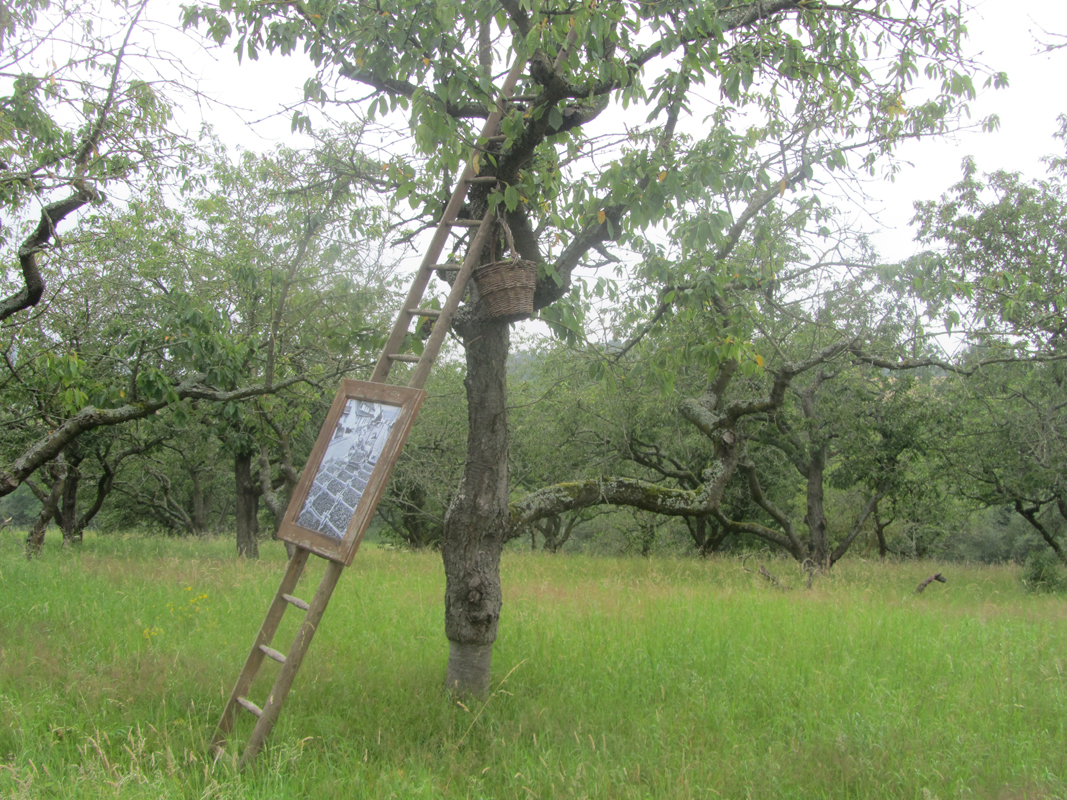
[1,530,1065,799]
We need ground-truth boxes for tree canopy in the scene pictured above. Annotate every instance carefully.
[176,0,1005,692]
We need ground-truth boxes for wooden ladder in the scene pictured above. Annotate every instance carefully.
[211,55,529,770]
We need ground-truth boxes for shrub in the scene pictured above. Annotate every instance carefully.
[1020,550,1067,594]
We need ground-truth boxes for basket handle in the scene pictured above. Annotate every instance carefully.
[496,215,521,264]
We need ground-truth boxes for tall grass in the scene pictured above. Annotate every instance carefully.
[1,530,1065,799]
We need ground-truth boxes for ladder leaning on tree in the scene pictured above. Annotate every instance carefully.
[209,52,533,770]
[213,20,581,767]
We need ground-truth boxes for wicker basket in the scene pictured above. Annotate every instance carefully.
[472,258,537,322]
[472,217,537,322]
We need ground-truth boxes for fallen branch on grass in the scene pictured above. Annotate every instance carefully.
[915,573,947,593]
[758,564,780,587]
[740,553,789,589]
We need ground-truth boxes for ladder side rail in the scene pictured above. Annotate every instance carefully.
[370,56,528,385]
[368,186,475,384]
[408,206,496,390]
[238,559,346,769]
[213,547,311,748]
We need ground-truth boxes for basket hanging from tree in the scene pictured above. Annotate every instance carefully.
[472,216,537,323]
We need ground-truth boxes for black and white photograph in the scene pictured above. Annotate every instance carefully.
[295,399,402,539]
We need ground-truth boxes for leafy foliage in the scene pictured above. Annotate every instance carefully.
[911,119,1067,351]
[1021,550,1067,594]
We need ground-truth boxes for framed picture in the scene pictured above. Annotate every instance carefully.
[278,380,425,565]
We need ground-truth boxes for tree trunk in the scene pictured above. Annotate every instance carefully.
[804,447,829,565]
[535,515,563,552]
[234,450,260,559]
[401,484,441,548]
[25,460,66,559]
[636,516,657,557]
[191,469,211,535]
[59,460,82,546]
[553,512,582,553]
[872,508,894,559]
[686,515,728,557]
[441,316,510,696]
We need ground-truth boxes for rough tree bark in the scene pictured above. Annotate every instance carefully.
[804,446,829,565]
[795,374,832,565]
[58,453,83,547]
[25,459,66,558]
[259,442,299,557]
[872,507,895,559]
[59,468,83,545]
[190,468,212,534]
[441,316,511,695]
[234,450,260,559]
[685,515,729,557]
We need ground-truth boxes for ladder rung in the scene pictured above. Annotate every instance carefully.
[236,697,263,717]
[259,644,286,664]
[408,307,443,318]
[281,593,309,611]
[450,219,482,228]
[388,354,421,363]
[510,94,538,101]
[483,134,506,143]
[466,176,499,184]
[427,263,461,272]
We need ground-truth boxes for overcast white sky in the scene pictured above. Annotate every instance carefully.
[173,0,1067,263]
[866,0,1067,260]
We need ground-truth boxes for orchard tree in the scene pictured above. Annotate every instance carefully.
[511,336,743,555]
[0,129,393,559]
[1,190,213,553]
[827,368,957,559]
[538,235,952,566]
[183,132,393,556]
[1,0,176,323]
[936,356,1067,564]
[189,0,994,692]
[910,126,1067,563]
[31,427,165,548]
[110,422,227,536]
[709,269,952,567]
[0,0,321,508]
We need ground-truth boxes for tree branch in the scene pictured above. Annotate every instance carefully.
[830,490,884,565]
[0,374,308,498]
[1,0,148,323]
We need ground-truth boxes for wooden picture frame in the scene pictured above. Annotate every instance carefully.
[277,380,425,565]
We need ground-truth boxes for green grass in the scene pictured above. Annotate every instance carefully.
[1,530,1065,799]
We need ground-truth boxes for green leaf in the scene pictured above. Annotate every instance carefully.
[504,184,520,211]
